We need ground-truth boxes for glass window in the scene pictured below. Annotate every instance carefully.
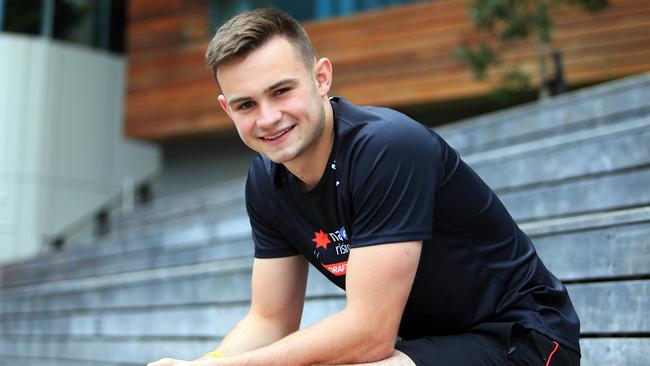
[2,0,43,35]
[53,0,96,47]
[210,0,431,29]
[0,0,124,53]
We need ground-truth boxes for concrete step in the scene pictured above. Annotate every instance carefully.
[0,336,215,366]
[6,279,650,340]
[3,202,649,293]
[525,207,650,282]
[501,165,650,223]
[0,355,142,366]
[1,280,647,366]
[1,339,647,366]
[0,260,341,314]
[3,280,649,337]
[3,198,648,290]
[467,114,650,191]
[0,210,251,288]
[436,72,650,155]
[0,296,344,340]
[2,207,647,315]
[108,178,246,234]
[2,207,647,366]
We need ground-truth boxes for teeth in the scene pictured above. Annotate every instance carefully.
[263,127,291,140]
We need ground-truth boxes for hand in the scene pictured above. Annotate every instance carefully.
[146,358,192,366]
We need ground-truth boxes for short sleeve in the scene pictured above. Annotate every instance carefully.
[348,120,444,247]
[245,159,300,258]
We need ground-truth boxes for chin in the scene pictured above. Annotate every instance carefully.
[268,155,295,165]
[267,150,300,165]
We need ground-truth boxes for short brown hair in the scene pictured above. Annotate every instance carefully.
[205,8,316,78]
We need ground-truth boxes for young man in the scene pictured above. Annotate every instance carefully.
[147,8,580,366]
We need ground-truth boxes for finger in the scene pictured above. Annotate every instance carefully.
[146,358,178,366]
[192,360,218,366]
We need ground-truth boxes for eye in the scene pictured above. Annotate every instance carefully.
[274,87,290,96]
[238,101,255,111]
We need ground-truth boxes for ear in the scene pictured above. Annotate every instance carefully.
[313,57,333,96]
[218,95,232,119]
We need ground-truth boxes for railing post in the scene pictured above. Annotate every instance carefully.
[553,50,566,95]
[122,175,135,212]
[96,0,111,49]
[51,237,65,251]
[0,0,5,31]
[41,0,55,38]
[136,183,154,206]
[95,210,110,237]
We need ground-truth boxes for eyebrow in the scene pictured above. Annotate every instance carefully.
[228,78,299,108]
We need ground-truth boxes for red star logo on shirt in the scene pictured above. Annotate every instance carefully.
[312,229,331,250]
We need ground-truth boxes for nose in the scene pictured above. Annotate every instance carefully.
[256,101,282,128]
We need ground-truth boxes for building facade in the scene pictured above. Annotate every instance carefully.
[0,0,160,263]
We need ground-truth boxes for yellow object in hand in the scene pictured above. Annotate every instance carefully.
[204,352,225,358]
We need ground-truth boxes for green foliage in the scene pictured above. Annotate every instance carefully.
[491,67,532,104]
[452,42,496,80]
[454,0,610,101]
[469,0,552,42]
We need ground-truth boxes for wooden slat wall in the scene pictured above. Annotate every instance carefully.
[125,0,650,141]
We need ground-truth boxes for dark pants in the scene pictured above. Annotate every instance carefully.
[395,323,580,365]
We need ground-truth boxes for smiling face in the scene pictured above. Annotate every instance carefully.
[217,36,333,168]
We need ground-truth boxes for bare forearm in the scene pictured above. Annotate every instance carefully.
[205,308,394,366]
[208,312,297,357]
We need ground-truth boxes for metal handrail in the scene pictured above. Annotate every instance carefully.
[40,171,159,254]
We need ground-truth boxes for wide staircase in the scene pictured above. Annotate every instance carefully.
[1,73,649,365]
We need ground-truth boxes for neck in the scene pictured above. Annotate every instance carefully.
[285,98,334,192]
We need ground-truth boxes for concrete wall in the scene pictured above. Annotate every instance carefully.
[0,33,161,264]
[155,132,256,198]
